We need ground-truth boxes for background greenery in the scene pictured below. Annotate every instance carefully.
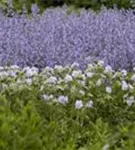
[0,0,135,15]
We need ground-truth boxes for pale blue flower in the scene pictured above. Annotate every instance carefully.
[122,80,128,91]
[86,100,93,108]
[106,86,112,94]
[121,69,127,76]
[126,96,135,106]
[43,94,51,101]
[57,96,68,105]
[75,100,83,109]
[0,66,4,70]
[24,67,38,77]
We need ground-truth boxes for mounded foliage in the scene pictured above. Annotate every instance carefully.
[1,62,135,149]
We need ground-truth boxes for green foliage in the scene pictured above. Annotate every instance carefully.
[0,0,135,15]
[0,0,8,9]
[0,94,44,150]
[0,63,135,149]
[70,0,135,10]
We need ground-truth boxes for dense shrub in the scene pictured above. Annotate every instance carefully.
[0,0,65,15]
[0,0,135,14]
[1,62,135,149]
[0,95,44,150]
[69,0,135,10]
[0,7,135,70]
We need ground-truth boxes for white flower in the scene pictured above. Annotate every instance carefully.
[106,86,112,94]
[42,94,53,101]
[81,74,86,80]
[40,85,44,91]
[112,72,121,79]
[43,94,53,101]
[104,65,113,74]
[78,80,85,86]
[0,71,9,78]
[47,76,57,84]
[71,62,79,68]
[87,64,94,69]
[10,65,20,70]
[131,74,135,81]
[64,74,73,83]
[49,95,54,99]
[75,100,83,109]
[31,66,39,72]
[16,79,23,84]
[122,80,128,91]
[2,83,8,89]
[57,96,68,105]
[98,60,104,67]
[79,90,85,96]
[86,72,94,78]
[54,65,63,71]
[96,79,102,86]
[72,70,82,78]
[86,100,93,108]
[129,84,134,91]
[23,66,30,71]
[126,96,135,106]
[44,66,54,72]
[25,78,32,85]
[103,144,109,150]
[121,69,127,76]
[9,83,16,88]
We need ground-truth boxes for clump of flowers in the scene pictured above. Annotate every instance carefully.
[0,7,135,71]
[0,61,135,110]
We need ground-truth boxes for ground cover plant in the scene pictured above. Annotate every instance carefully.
[1,61,135,149]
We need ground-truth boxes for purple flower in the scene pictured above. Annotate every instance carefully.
[0,7,135,71]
